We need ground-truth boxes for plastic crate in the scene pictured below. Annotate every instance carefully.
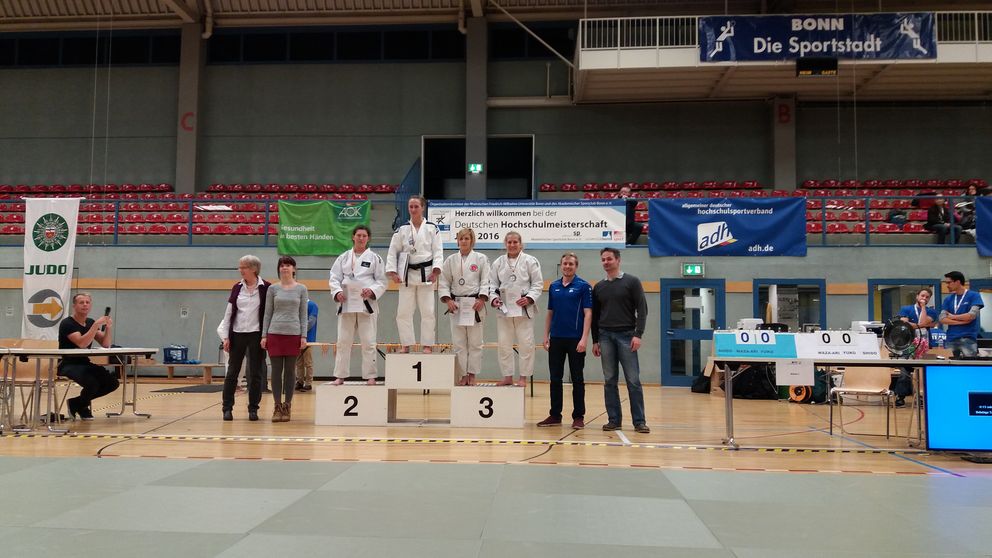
[163,345,188,363]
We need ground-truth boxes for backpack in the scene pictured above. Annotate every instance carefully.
[722,363,778,400]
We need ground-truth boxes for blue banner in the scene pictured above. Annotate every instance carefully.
[976,197,992,256]
[700,13,935,62]
[648,198,806,257]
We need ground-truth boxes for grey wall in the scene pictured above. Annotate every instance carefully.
[797,103,992,181]
[0,67,178,185]
[489,100,773,186]
[2,245,988,385]
[199,63,466,185]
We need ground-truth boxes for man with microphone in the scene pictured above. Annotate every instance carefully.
[57,292,119,420]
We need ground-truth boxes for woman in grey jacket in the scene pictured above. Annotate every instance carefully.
[261,255,308,422]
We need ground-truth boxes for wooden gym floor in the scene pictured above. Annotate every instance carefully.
[3,381,987,479]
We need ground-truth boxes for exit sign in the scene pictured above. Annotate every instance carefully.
[681,262,705,277]
[468,163,483,174]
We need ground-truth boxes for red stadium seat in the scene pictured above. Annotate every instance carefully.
[123,213,145,223]
[148,224,168,234]
[168,224,189,235]
[826,223,851,233]
[338,184,356,193]
[877,223,901,233]
[124,224,147,234]
[234,225,255,235]
[820,179,838,189]
[806,222,823,234]
[539,183,556,192]
[838,211,860,221]
[802,180,819,189]
[560,183,577,192]
[642,182,660,191]
[903,223,925,233]
[841,179,859,189]
[582,183,599,192]
[192,224,211,234]
[908,210,928,221]
[146,213,165,223]
[702,181,719,190]
[304,183,319,192]
[661,181,679,190]
[868,211,885,221]
[740,180,760,189]
[852,223,875,234]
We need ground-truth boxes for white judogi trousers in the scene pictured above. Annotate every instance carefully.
[396,283,436,347]
[334,312,378,379]
[496,315,534,378]
[450,318,484,377]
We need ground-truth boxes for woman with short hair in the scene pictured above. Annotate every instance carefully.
[217,254,269,421]
[489,231,543,387]
[439,228,490,385]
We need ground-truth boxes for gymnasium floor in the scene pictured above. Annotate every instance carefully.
[1,383,990,557]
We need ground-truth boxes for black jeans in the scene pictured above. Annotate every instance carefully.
[548,337,586,419]
[222,331,264,412]
[58,362,119,407]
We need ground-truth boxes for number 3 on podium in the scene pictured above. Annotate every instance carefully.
[479,397,494,418]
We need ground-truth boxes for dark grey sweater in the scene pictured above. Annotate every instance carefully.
[591,273,648,342]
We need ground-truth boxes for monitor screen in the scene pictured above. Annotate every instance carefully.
[924,365,992,452]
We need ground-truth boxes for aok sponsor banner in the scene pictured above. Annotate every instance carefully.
[22,198,80,339]
[277,200,370,256]
[700,12,935,62]
[648,198,806,257]
[429,200,626,250]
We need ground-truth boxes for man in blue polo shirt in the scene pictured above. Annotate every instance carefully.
[539,253,592,429]
[939,271,983,358]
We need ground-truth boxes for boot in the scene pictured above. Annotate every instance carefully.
[272,402,283,422]
[281,401,291,422]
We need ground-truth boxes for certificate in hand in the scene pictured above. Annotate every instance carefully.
[343,280,366,313]
[504,292,523,317]
[456,297,477,326]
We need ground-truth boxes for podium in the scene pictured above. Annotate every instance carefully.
[314,353,524,427]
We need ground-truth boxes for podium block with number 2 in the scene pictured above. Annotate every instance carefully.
[314,383,389,426]
[385,354,455,389]
[450,386,524,428]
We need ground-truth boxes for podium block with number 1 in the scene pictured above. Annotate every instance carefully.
[385,354,455,389]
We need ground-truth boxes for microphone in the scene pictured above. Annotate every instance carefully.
[101,307,111,331]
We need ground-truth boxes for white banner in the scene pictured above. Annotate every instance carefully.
[429,200,627,250]
[22,198,80,339]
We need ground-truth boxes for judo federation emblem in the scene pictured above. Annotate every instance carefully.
[32,213,70,252]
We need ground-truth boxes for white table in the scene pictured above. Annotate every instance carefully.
[1,347,158,433]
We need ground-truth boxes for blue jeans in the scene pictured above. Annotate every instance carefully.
[598,329,645,426]
[947,337,977,358]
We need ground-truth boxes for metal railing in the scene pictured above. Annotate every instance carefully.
[581,12,992,51]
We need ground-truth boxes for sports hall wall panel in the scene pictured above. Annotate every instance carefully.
[0,67,178,184]
[797,103,992,180]
[488,101,771,185]
[198,63,466,184]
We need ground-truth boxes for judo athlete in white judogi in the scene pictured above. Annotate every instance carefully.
[438,228,491,386]
[489,231,543,388]
[386,195,443,353]
[329,225,387,385]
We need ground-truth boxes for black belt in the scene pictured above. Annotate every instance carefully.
[406,260,433,286]
[338,298,375,315]
[445,292,482,323]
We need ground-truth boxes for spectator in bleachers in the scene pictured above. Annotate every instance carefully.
[261,256,308,423]
[218,255,269,422]
[386,195,443,353]
[438,228,490,386]
[924,196,962,244]
[619,186,643,245]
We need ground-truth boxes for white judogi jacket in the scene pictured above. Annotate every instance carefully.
[439,251,491,318]
[489,252,543,319]
[385,220,443,285]
[328,248,387,314]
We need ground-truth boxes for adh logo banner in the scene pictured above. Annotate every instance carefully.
[22,198,80,339]
[648,198,806,256]
[277,200,370,256]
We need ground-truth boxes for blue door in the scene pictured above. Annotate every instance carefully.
[661,279,726,387]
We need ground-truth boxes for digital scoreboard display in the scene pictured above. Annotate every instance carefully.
[924,365,992,452]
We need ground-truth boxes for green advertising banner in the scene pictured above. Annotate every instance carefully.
[277,200,370,256]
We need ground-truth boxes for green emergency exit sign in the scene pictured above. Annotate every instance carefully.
[468,163,483,174]
[681,262,705,277]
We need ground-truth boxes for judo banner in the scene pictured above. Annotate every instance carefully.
[975,197,992,256]
[429,200,626,250]
[648,198,806,257]
[22,198,80,339]
[700,13,935,62]
[277,200,370,256]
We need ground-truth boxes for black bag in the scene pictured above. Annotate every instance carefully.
[887,209,907,225]
[723,363,778,400]
[691,374,711,393]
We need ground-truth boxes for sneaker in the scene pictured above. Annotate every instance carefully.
[536,416,562,427]
[895,397,906,408]
[302,384,312,392]
[634,423,650,434]
[602,423,621,431]
[294,382,306,392]
[571,418,585,429]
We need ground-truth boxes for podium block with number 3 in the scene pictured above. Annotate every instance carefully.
[450,386,524,428]
[314,383,389,426]
[385,354,455,389]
